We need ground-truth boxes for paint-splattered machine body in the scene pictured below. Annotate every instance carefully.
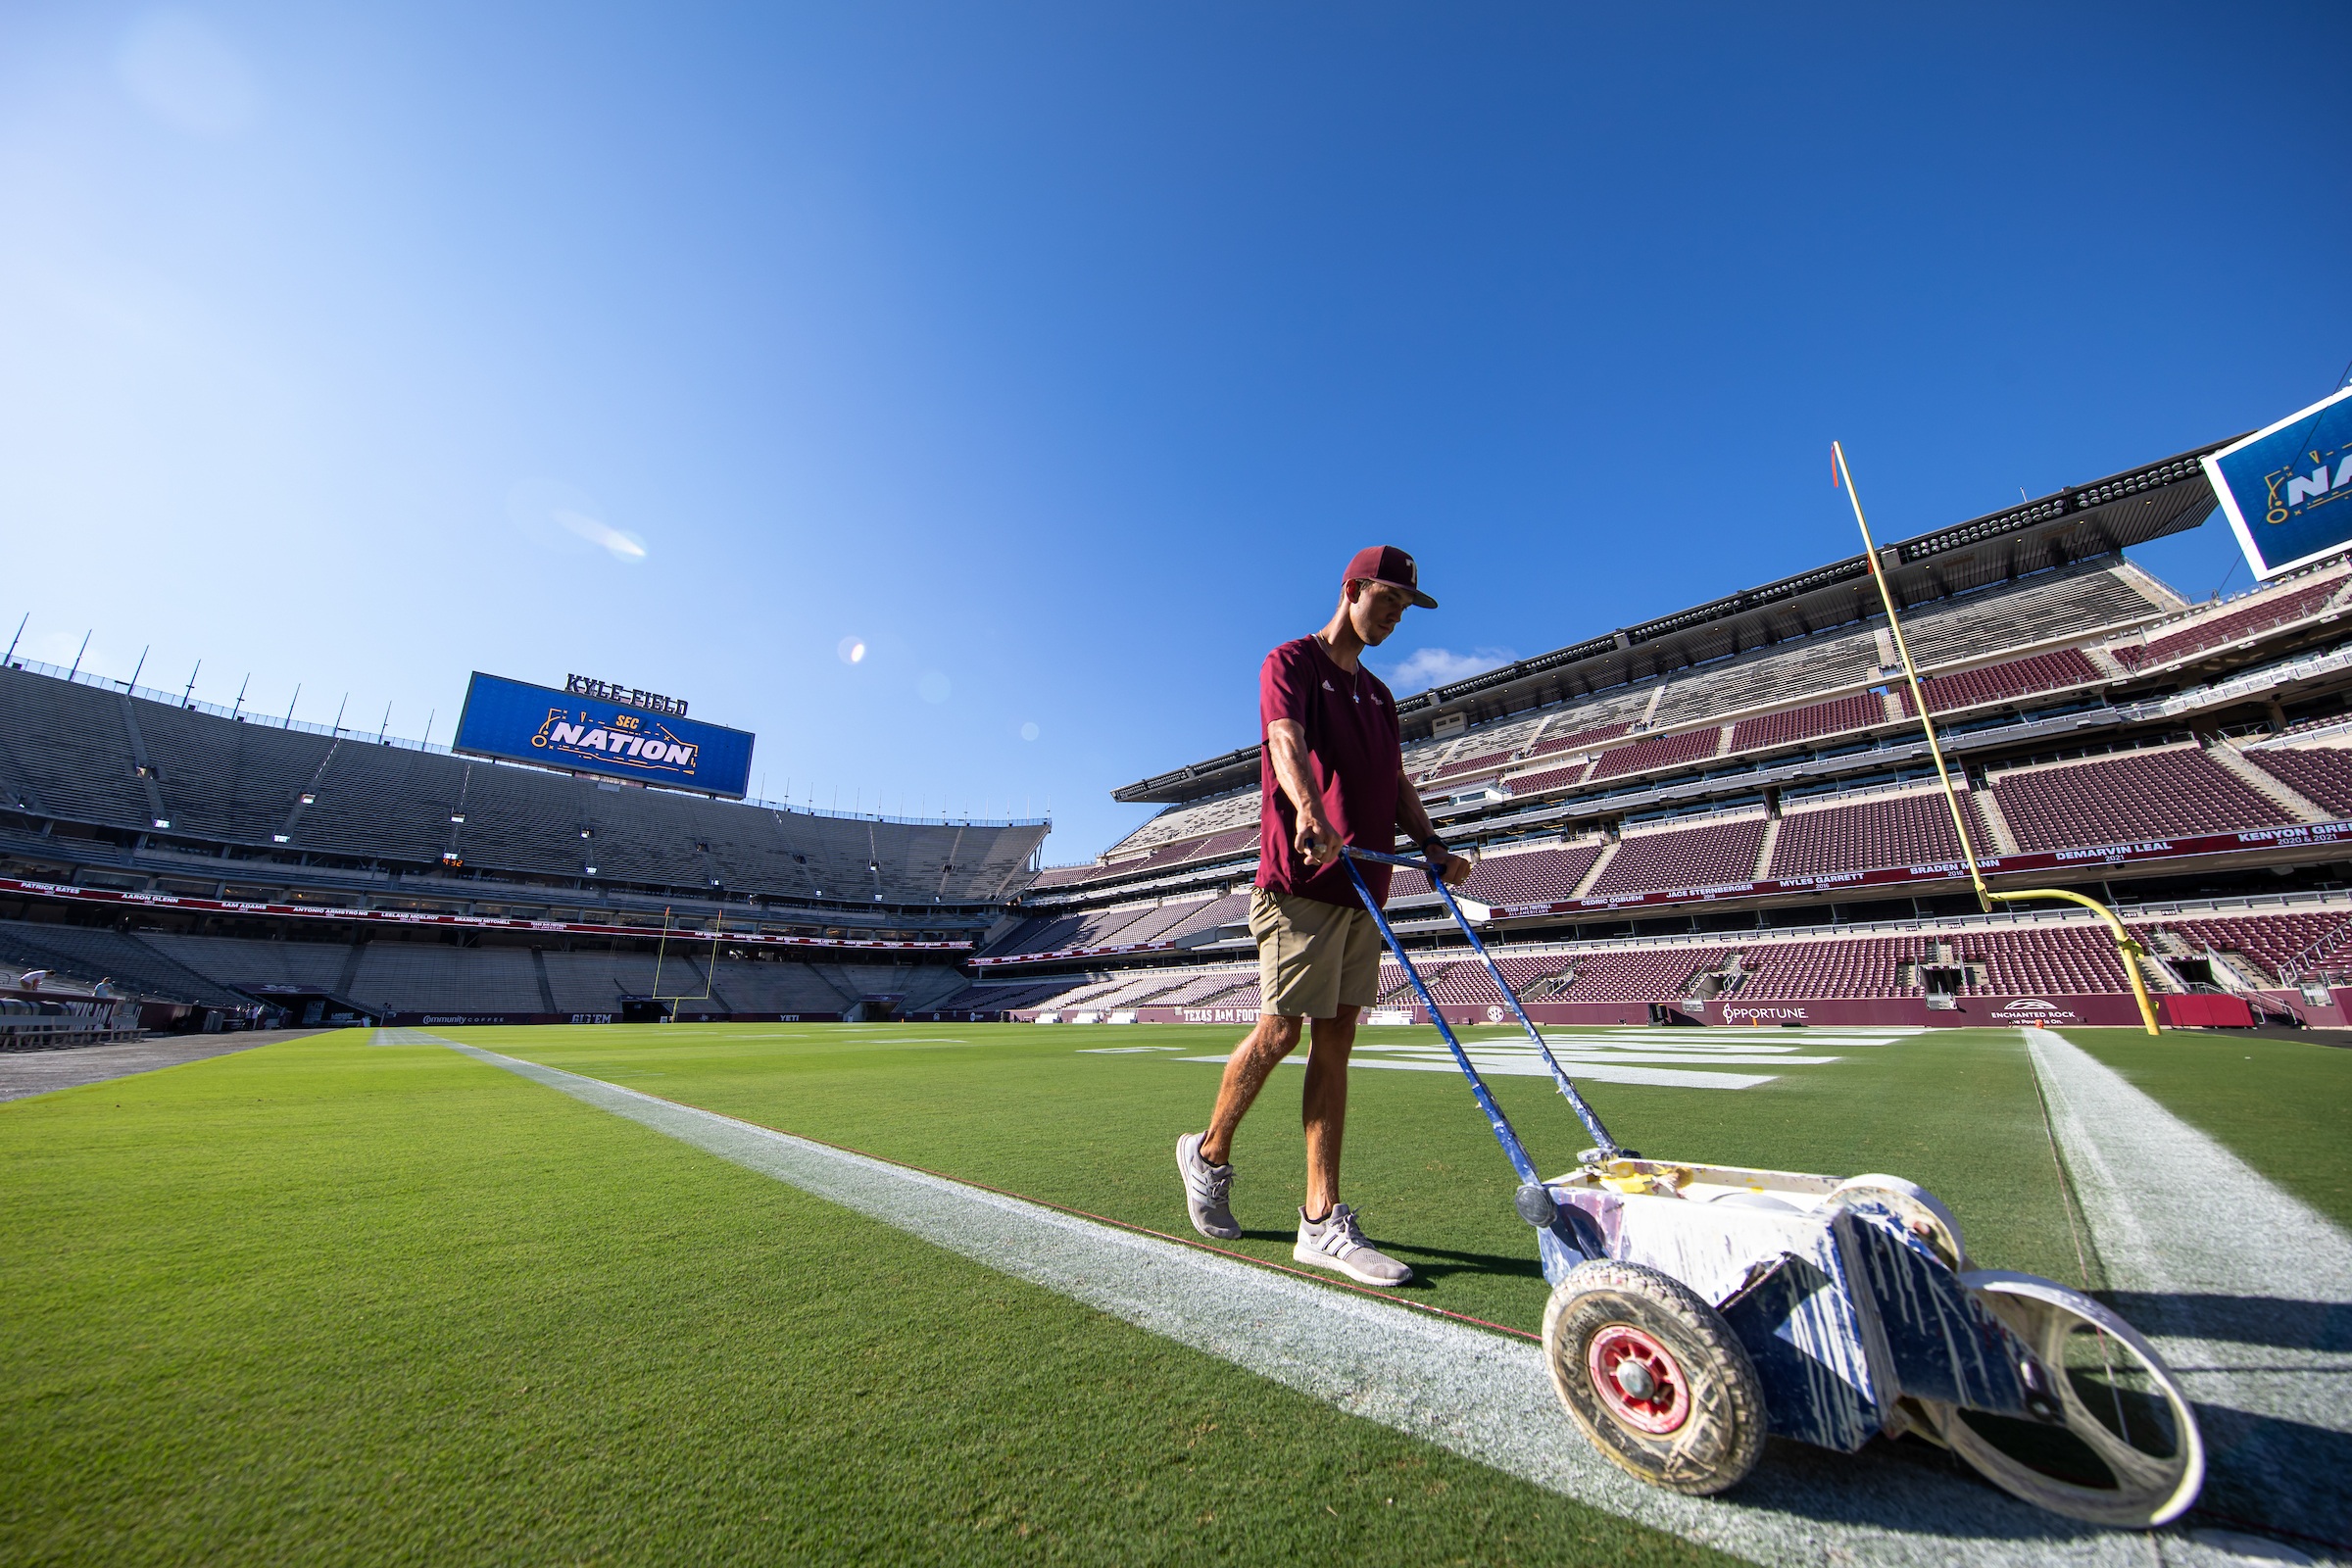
[1339,846,2204,1524]
[1534,1159,2031,1452]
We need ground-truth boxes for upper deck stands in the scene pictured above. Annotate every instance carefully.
[0,664,1046,907]
[1388,843,1604,905]
[1728,692,1891,754]
[1587,727,1726,785]
[2114,574,2349,670]
[1520,722,1635,761]
[1906,648,2105,714]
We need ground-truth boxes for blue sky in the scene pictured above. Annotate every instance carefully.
[2,3,2345,862]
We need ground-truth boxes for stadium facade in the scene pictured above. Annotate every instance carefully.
[0,663,1045,1030]
[965,439,2352,1032]
[12,435,2352,1037]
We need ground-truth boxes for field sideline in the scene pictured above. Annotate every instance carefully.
[4,1020,2348,1564]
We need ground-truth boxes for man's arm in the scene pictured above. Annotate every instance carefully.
[1266,718,1340,867]
[1396,764,1473,887]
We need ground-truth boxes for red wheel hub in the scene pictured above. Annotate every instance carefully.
[1588,1324,1689,1434]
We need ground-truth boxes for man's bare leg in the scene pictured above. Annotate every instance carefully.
[1300,1004,1360,1218]
[1199,1012,1302,1166]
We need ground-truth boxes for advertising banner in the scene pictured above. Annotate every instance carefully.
[2204,385,2352,578]
[453,672,756,798]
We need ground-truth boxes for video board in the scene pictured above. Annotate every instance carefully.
[2205,385,2352,579]
[452,672,756,799]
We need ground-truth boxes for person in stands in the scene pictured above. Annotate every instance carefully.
[1177,546,1472,1285]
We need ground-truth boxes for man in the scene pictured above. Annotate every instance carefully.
[1176,545,1472,1286]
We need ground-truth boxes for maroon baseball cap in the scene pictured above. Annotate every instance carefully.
[1343,545,1438,609]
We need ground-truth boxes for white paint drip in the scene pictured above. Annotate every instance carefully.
[393,1029,2289,1567]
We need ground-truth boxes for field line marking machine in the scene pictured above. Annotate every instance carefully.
[1341,843,2200,1523]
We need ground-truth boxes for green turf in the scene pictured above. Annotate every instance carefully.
[474,1019,2098,1327]
[2062,1025,2352,1233]
[0,1030,1735,1567]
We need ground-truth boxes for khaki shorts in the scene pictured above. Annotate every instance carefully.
[1251,886,1383,1019]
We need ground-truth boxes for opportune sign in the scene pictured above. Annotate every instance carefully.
[2204,384,2352,579]
[453,672,757,798]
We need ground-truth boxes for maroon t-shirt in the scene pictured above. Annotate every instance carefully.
[1255,635,1402,908]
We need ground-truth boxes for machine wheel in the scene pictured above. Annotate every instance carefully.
[1919,1271,2204,1528]
[1542,1261,1766,1495]
[1828,1173,1967,1270]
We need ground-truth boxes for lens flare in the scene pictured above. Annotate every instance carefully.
[838,637,866,664]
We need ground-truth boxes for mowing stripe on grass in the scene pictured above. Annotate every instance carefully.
[2026,1028,2352,1550]
[405,1030,2251,1568]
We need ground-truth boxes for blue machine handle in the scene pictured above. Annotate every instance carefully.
[1338,845,1621,1161]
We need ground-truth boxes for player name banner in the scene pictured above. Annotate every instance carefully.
[972,818,2352,966]
[2205,385,2352,579]
[454,672,756,798]
[0,878,968,954]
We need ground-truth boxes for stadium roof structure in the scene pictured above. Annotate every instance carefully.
[1114,439,2231,806]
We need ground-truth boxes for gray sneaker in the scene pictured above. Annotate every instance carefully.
[1294,1202,1413,1286]
[1177,1132,1241,1240]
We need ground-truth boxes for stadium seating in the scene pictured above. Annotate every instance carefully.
[1390,843,1605,904]
[1898,565,2165,667]
[1427,747,1517,784]
[2247,747,2352,820]
[928,977,1092,1014]
[1588,816,1766,896]
[2114,574,2348,669]
[1545,947,1731,1003]
[1496,760,1591,798]
[2152,912,2351,985]
[0,664,1045,908]
[1164,893,1250,941]
[1641,562,2164,730]
[1732,937,1917,1000]
[0,910,979,1018]
[1962,926,2134,994]
[1988,746,2292,851]
[1587,727,1725,784]
[1907,648,2103,714]
[1425,954,1573,1006]
[356,945,544,1012]
[0,919,249,1006]
[1733,925,2132,999]
[1519,722,1634,760]
[1769,789,1985,878]
[138,933,354,992]
[979,891,1250,961]
[1728,692,1891,754]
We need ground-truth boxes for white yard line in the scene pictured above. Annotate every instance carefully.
[396,1029,2284,1567]
[2026,1028,2352,1553]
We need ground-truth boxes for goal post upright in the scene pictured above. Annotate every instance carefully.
[1833,440,2161,1037]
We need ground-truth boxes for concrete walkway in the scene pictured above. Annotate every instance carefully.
[0,1031,320,1102]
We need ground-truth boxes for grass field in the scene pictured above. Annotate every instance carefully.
[5,1018,2347,1563]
